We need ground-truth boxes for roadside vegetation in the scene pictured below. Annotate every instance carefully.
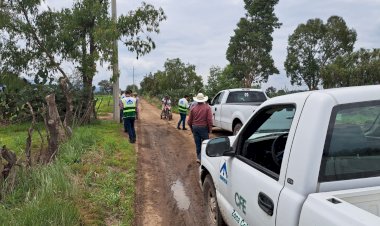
[0,120,136,225]
[95,95,114,116]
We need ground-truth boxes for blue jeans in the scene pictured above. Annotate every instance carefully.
[124,117,136,141]
[192,126,209,160]
[177,113,186,129]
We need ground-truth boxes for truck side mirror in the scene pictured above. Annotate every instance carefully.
[206,137,231,157]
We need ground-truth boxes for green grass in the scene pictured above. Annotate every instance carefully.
[0,120,136,225]
[65,121,136,225]
[95,95,114,116]
[0,123,46,155]
[0,163,80,225]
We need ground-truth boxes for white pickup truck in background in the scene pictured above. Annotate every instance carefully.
[210,88,267,134]
[200,85,380,226]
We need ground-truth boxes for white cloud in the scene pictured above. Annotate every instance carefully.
[39,0,380,91]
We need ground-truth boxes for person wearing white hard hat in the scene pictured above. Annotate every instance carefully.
[187,93,213,163]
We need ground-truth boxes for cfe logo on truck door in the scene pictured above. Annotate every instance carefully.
[219,161,228,184]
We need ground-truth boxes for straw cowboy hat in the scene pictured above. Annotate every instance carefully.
[193,93,208,102]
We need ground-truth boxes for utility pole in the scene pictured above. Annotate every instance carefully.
[112,0,120,122]
[132,66,135,89]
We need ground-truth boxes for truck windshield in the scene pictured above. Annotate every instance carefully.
[248,107,295,139]
[226,91,267,103]
[319,101,380,182]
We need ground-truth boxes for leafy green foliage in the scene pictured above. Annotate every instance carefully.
[205,65,240,98]
[265,86,277,97]
[226,0,281,87]
[0,73,29,91]
[0,0,166,122]
[126,84,138,93]
[140,58,203,103]
[118,2,166,58]
[284,16,357,90]
[97,79,113,94]
[322,48,380,88]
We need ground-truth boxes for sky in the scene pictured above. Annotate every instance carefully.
[45,0,380,91]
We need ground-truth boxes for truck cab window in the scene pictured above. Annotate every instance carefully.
[211,92,224,105]
[320,101,380,182]
[237,105,296,179]
[226,91,267,103]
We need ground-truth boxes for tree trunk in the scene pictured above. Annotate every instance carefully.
[0,145,18,196]
[244,76,253,88]
[60,77,74,136]
[1,146,17,180]
[81,75,94,124]
[25,102,35,167]
[80,32,97,124]
[44,94,67,162]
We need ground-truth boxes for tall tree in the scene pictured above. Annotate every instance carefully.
[265,86,277,97]
[0,0,166,123]
[226,0,281,87]
[98,79,113,94]
[140,58,203,102]
[284,16,357,90]
[158,58,203,97]
[59,0,166,122]
[140,72,158,96]
[322,48,380,88]
[126,84,138,93]
[1,0,75,128]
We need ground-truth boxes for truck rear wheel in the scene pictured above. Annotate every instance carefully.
[203,175,225,226]
[233,122,242,135]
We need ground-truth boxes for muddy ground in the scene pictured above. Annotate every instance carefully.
[132,98,230,226]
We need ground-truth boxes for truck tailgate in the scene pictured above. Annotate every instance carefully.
[299,186,380,226]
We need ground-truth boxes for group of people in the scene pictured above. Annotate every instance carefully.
[119,90,139,143]
[120,91,213,163]
[176,93,213,163]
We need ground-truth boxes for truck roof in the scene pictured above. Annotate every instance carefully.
[266,85,380,105]
[224,88,264,92]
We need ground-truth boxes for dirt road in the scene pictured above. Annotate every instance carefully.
[133,98,230,226]
[134,98,205,226]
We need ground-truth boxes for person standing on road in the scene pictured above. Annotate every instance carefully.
[187,93,213,163]
[119,91,125,124]
[177,95,190,130]
[122,90,137,143]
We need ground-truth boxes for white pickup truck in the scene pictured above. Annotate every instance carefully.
[210,89,267,134]
[200,85,380,226]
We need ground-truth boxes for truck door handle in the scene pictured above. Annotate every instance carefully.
[215,107,217,111]
[258,192,274,216]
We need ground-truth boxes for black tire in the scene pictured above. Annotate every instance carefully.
[203,175,225,226]
[168,111,173,120]
[233,122,242,135]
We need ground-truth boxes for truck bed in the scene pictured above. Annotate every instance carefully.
[299,186,380,226]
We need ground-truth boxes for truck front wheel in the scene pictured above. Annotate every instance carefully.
[203,175,225,226]
[233,122,242,135]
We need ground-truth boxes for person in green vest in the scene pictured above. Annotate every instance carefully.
[121,90,137,143]
[177,95,190,130]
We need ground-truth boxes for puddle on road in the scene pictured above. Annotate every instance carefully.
[171,179,191,210]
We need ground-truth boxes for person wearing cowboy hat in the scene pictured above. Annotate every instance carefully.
[187,93,213,163]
